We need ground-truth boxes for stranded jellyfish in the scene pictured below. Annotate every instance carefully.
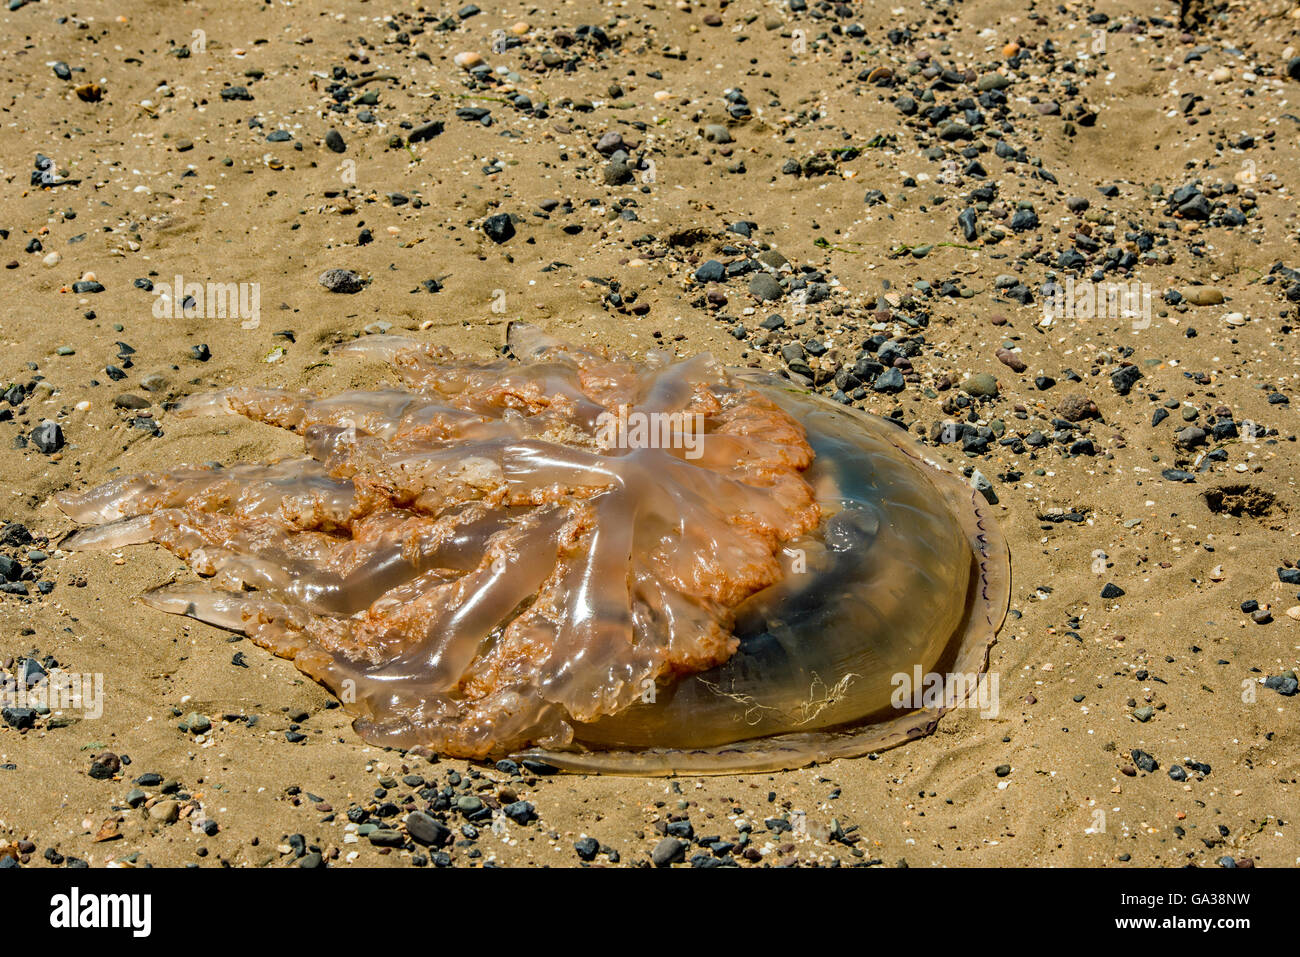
[57,324,1009,774]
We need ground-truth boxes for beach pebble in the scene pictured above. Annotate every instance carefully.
[960,373,999,398]
[1131,749,1158,772]
[483,213,515,243]
[405,811,451,847]
[30,421,64,454]
[1183,287,1224,306]
[149,801,180,824]
[651,837,686,866]
[319,269,365,293]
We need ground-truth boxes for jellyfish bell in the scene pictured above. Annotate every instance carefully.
[56,324,1009,774]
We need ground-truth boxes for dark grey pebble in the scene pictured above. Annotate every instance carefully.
[482,213,515,244]
[1131,748,1158,773]
[367,829,405,847]
[408,121,444,143]
[695,259,725,283]
[503,800,535,824]
[1111,365,1142,395]
[651,837,686,867]
[873,368,905,393]
[1,707,36,730]
[31,421,63,454]
[1263,675,1298,696]
[748,273,783,301]
[406,811,452,847]
[319,268,365,293]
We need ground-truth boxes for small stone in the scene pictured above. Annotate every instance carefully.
[1263,675,1299,696]
[408,121,444,143]
[995,348,1026,373]
[603,160,633,186]
[405,811,451,847]
[88,752,120,779]
[1111,365,1142,395]
[1,707,36,730]
[976,72,1011,91]
[367,829,405,847]
[502,800,535,824]
[694,260,725,283]
[31,421,64,453]
[748,273,783,302]
[324,129,346,153]
[1057,394,1099,421]
[1183,287,1224,306]
[651,837,686,867]
[483,213,515,244]
[455,795,484,815]
[872,368,905,393]
[319,269,365,293]
[149,801,180,824]
[960,373,999,398]
[1131,749,1158,772]
[595,132,624,155]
